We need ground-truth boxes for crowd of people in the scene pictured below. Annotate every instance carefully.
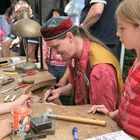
[1,0,39,60]
[0,0,140,139]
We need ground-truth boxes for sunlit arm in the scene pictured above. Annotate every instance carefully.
[81,3,104,28]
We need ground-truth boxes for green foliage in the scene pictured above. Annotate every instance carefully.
[122,49,136,80]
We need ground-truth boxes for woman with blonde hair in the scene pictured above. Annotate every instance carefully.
[88,0,140,138]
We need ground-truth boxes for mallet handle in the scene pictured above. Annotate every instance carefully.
[48,114,106,126]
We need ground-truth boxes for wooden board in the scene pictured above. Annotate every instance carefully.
[0,62,57,102]
[1,104,122,140]
[0,58,138,140]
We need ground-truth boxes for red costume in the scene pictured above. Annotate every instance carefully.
[117,62,140,138]
[68,39,123,111]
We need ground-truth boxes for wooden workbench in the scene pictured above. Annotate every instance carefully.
[0,58,138,140]
[1,104,138,140]
[0,57,56,101]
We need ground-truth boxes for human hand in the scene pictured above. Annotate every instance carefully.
[11,38,20,46]
[0,119,13,139]
[44,88,61,102]
[14,92,33,107]
[57,77,67,87]
[88,105,109,115]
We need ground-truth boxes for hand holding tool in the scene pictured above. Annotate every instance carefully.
[45,87,53,103]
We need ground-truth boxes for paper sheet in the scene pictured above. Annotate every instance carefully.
[85,130,134,140]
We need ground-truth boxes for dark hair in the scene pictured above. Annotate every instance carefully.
[58,25,110,51]
[5,6,14,17]
[46,8,67,21]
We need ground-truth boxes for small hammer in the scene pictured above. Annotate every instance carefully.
[45,109,106,126]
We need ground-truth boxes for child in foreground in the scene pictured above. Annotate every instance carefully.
[88,0,140,138]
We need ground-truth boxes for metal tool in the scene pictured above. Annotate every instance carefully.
[5,72,18,76]
[0,60,8,67]
[0,88,13,94]
[4,95,17,102]
[3,68,16,72]
[0,83,28,94]
[20,71,36,77]
[14,83,28,90]
[2,78,15,86]
[18,79,34,85]
[4,95,10,102]
[10,95,16,102]
[0,60,8,64]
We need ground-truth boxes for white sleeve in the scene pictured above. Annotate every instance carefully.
[90,0,107,5]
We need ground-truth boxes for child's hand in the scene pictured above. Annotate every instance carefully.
[88,105,109,115]
[14,92,33,107]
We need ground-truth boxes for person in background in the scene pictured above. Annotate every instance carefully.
[64,0,84,25]
[2,0,39,61]
[1,5,21,57]
[39,9,69,86]
[0,0,11,35]
[0,28,6,57]
[0,28,6,47]
[80,0,120,60]
[0,93,32,139]
[88,0,140,138]
[5,6,14,26]
[41,16,123,111]
[0,6,14,52]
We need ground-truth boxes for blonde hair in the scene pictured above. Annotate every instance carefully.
[116,0,140,27]
[14,0,32,17]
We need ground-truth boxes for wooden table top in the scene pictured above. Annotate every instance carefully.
[1,104,121,140]
[0,58,138,140]
[0,57,56,100]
